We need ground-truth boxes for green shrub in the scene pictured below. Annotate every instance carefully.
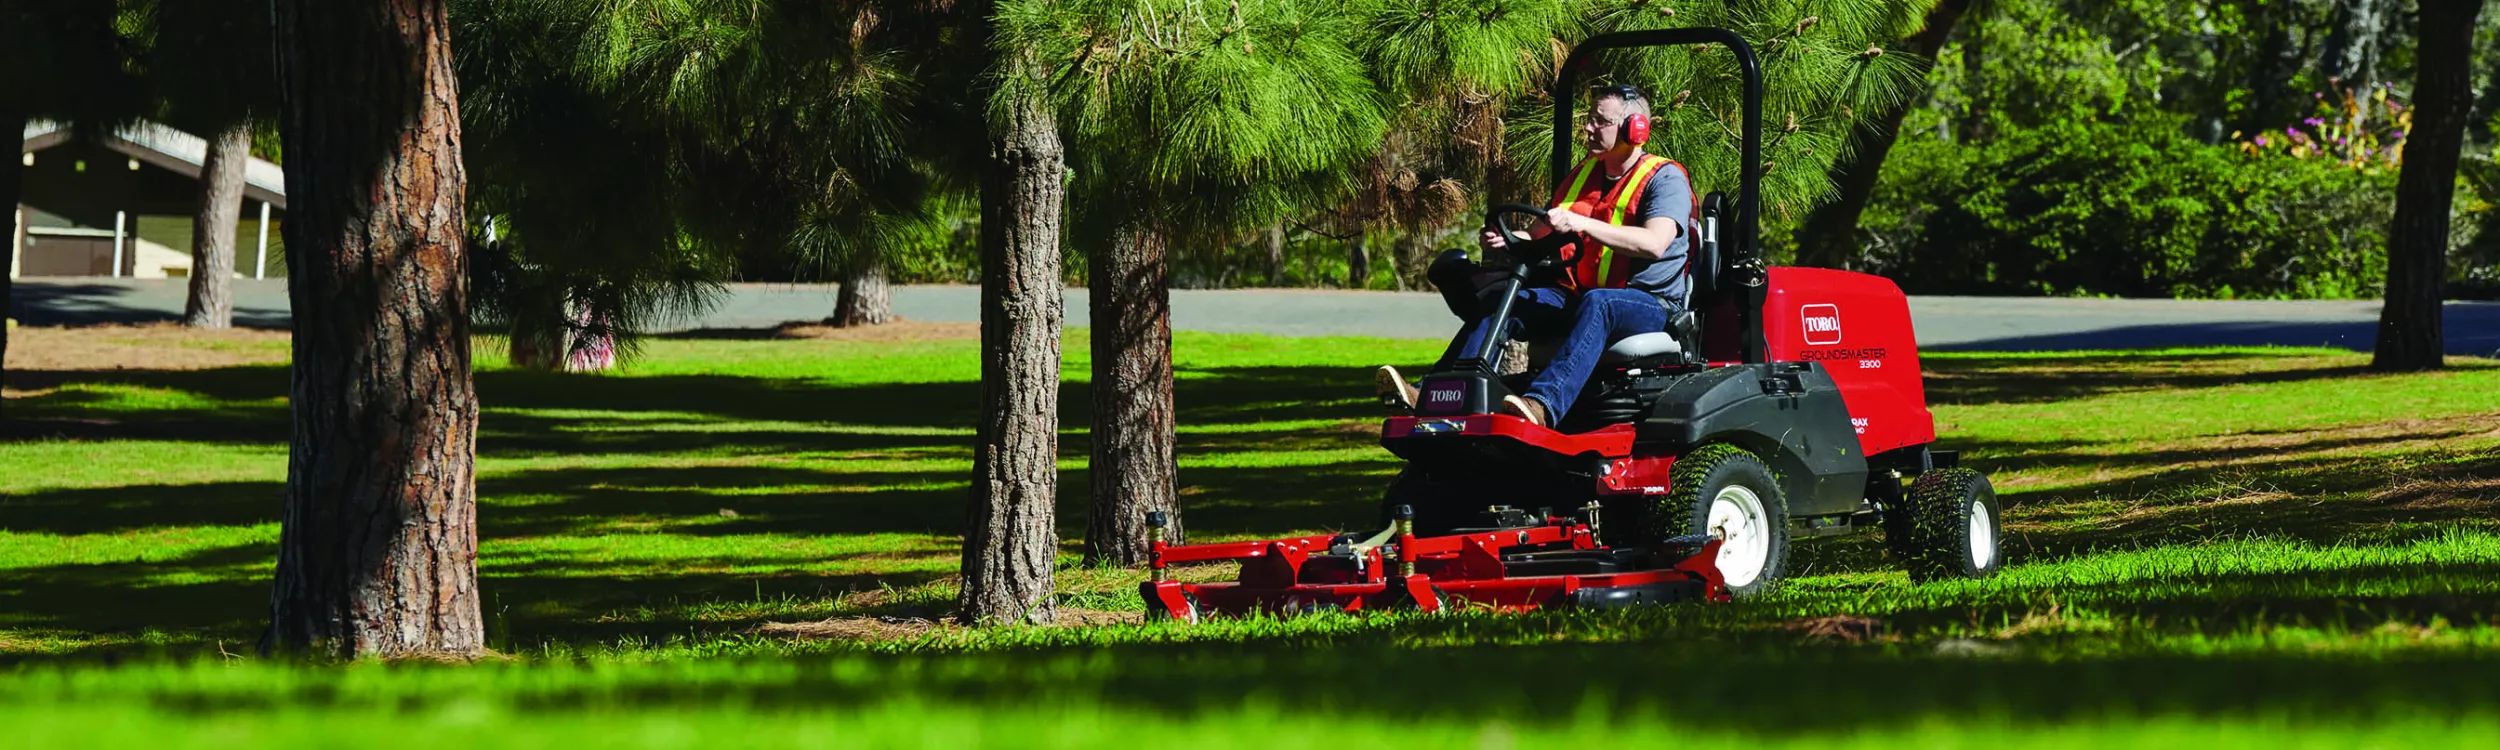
[1861,118,2397,299]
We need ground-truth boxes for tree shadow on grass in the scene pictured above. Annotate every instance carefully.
[4,361,1381,449]
[0,536,954,663]
[0,480,281,535]
[1920,350,2381,406]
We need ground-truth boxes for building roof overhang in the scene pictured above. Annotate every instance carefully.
[21,120,287,210]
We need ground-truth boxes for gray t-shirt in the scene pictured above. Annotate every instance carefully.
[1579,160,1695,308]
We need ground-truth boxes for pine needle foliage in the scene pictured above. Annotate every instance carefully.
[1341,0,1577,236]
[996,0,1390,239]
[1517,0,1936,252]
[456,0,727,361]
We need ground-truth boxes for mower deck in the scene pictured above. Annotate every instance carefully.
[1141,519,1729,621]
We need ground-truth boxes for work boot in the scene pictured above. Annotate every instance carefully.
[1499,395,1550,427]
[1374,365,1420,412]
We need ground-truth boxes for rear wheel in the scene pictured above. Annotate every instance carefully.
[1641,444,1789,598]
[1893,468,2004,582]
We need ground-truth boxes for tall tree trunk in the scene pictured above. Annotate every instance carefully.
[2372,0,2483,372]
[264,0,484,659]
[2,105,21,424]
[185,121,252,329]
[830,254,893,327]
[1390,232,1427,291]
[1958,1,1989,144]
[1085,216,1177,566]
[2318,0,2390,90]
[962,65,1064,626]
[2241,3,2310,137]
[1794,0,1973,269]
[1263,223,1286,286]
[1347,233,1369,288]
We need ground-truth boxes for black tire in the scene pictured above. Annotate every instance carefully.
[1638,444,1789,598]
[1894,467,2004,582]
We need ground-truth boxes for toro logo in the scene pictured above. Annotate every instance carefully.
[1799,304,1843,345]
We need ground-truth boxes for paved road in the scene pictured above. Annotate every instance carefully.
[12,277,2498,356]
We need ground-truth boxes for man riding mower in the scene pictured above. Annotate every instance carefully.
[1376,82,1695,429]
[1139,28,2006,622]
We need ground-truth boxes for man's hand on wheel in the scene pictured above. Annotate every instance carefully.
[1478,228,1509,252]
[1545,207,1595,234]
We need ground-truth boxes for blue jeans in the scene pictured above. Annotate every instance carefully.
[1435,287,1671,421]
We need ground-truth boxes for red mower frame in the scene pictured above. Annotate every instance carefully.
[1140,25,1770,622]
[1140,510,1729,621]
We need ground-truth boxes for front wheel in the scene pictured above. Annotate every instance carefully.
[1641,444,1789,598]
[1893,468,2005,582]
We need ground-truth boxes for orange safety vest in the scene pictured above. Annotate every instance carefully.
[1549,153,1688,292]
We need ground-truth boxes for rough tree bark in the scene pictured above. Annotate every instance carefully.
[1084,216,1178,566]
[1263,223,1286,286]
[2,105,21,423]
[830,254,893,327]
[263,0,485,659]
[2372,0,2483,372]
[962,65,1064,626]
[185,121,252,329]
[2318,0,2391,90]
[1347,233,1369,288]
[1793,0,1973,269]
[1390,232,1425,291]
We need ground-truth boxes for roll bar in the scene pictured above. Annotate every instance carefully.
[1548,28,1767,363]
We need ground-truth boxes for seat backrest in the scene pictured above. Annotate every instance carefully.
[1690,191,1726,304]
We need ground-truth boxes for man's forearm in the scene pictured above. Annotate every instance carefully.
[1575,222,1673,259]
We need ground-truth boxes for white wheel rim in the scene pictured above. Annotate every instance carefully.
[1707,485,1771,587]
[1968,497,1996,570]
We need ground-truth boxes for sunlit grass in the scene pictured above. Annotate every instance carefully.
[3,330,2497,744]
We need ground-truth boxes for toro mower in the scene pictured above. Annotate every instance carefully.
[1141,28,2003,622]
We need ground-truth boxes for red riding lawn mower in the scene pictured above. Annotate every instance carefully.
[1141,28,2005,622]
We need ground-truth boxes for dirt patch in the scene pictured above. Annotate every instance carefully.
[672,320,980,343]
[755,607,1145,642]
[2372,475,2500,512]
[3,323,291,373]
[774,320,977,342]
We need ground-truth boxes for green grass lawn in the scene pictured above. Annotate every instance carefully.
[3,327,2498,747]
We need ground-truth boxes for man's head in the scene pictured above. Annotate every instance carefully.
[1583,84,1652,158]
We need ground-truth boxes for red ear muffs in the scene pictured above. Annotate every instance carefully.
[1622,112,1650,146]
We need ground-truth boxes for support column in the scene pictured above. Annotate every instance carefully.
[255,201,272,278]
[10,205,24,279]
[111,210,126,278]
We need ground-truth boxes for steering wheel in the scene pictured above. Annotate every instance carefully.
[1487,203,1583,268]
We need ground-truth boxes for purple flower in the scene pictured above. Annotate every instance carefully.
[2255,135,2270,146]
[2393,131,2405,139]
[2303,118,2324,127]
[2336,137,2346,145]
[2286,127,2298,135]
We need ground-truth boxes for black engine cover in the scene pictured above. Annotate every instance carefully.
[1636,362,1869,517]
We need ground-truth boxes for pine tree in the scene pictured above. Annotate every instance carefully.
[2372,0,2483,371]
[264,0,484,660]
[998,0,1391,566]
[134,0,280,330]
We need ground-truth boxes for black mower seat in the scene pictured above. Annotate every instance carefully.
[1597,332,1683,363]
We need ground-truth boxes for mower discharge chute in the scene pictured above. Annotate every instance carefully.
[1143,27,2003,622]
